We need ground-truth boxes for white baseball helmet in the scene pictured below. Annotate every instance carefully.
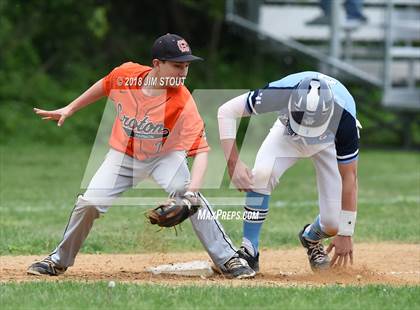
[288,77,335,137]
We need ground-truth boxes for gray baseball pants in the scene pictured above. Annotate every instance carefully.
[50,148,236,268]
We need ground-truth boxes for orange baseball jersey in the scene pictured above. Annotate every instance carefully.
[102,62,209,160]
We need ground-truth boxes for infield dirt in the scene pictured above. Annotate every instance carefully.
[1,243,419,286]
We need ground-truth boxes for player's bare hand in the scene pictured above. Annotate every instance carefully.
[326,235,353,268]
[228,160,253,191]
[33,106,73,127]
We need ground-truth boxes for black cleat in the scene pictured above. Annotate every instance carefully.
[27,257,67,276]
[222,256,256,279]
[299,224,330,272]
[237,246,259,273]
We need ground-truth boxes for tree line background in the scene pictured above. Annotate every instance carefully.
[0,0,418,147]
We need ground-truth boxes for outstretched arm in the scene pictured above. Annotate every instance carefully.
[218,93,253,191]
[327,160,358,267]
[220,139,253,191]
[339,160,358,213]
[33,78,105,126]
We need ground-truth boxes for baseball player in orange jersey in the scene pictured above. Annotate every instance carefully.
[28,34,255,279]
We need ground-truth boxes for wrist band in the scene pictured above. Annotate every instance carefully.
[338,210,357,236]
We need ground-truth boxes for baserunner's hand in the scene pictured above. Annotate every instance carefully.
[33,106,73,127]
[228,160,253,192]
[326,235,353,268]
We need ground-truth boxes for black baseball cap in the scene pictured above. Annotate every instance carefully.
[151,33,203,62]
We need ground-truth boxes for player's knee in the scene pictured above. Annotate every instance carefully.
[252,168,277,194]
[74,195,103,217]
[165,179,189,194]
[320,216,339,236]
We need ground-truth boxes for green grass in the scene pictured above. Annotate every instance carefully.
[0,144,419,309]
[0,282,419,310]
[0,144,419,255]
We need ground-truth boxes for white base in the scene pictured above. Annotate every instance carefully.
[146,260,215,277]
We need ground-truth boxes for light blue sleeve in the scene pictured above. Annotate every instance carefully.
[272,71,357,117]
[330,82,357,118]
[268,71,319,88]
